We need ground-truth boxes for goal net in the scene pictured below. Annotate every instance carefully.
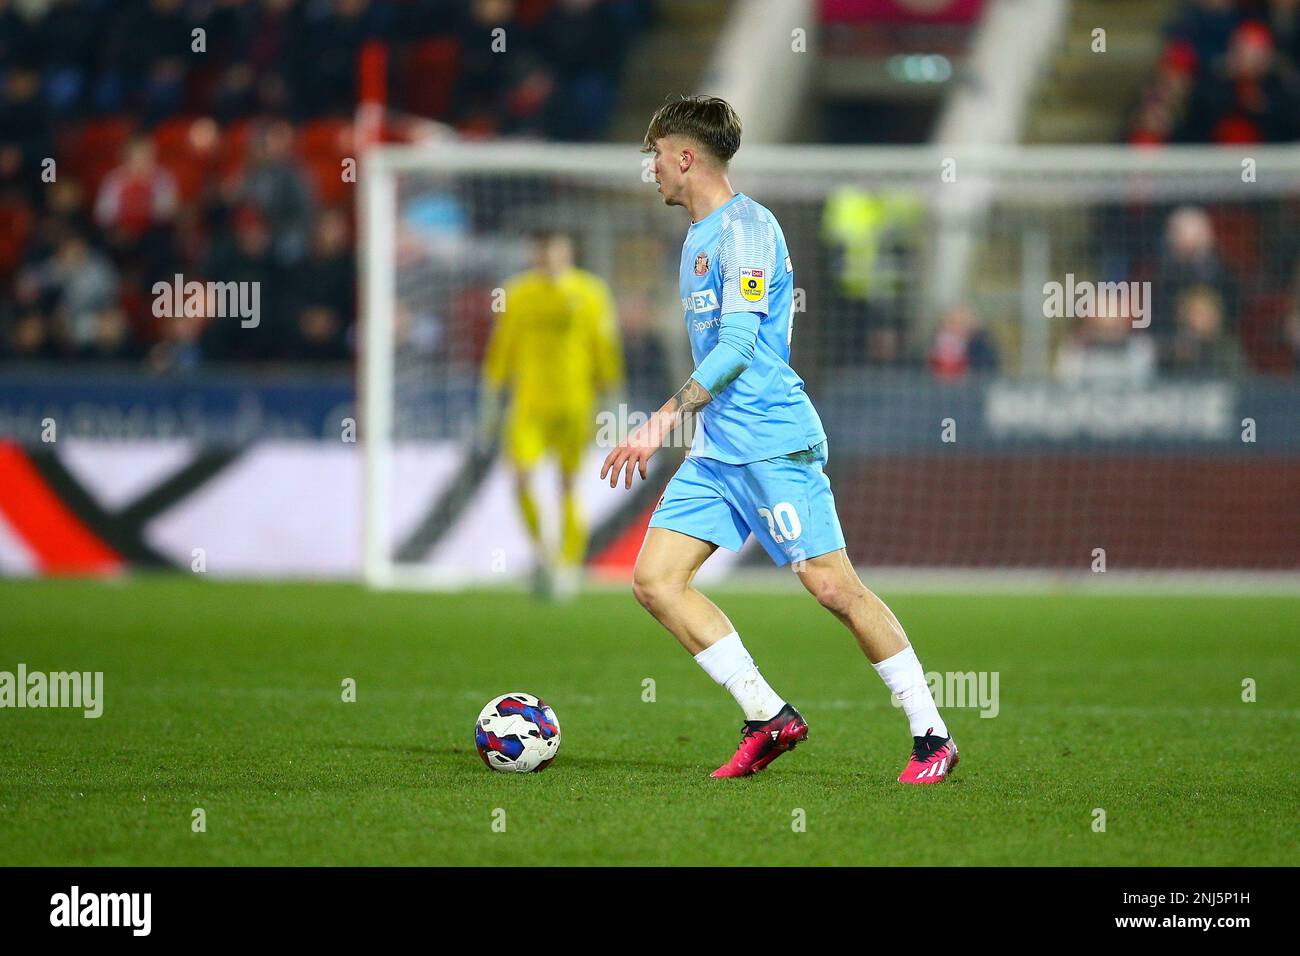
[360,142,1300,589]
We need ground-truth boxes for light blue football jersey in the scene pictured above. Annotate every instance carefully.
[678,192,826,464]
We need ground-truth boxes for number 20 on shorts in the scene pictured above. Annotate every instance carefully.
[757,503,802,543]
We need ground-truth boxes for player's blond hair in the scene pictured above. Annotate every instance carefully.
[642,95,742,164]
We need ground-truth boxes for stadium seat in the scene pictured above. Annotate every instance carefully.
[515,0,553,28]
[152,116,218,203]
[61,116,135,201]
[1208,206,1262,283]
[1240,292,1296,372]
[0,197,34,278]
[400,36,459,121]
[298,118,353,159]
[303,157,347,206]
[152,115,200,155]
[298,119,355,206]
[218,118,255,179]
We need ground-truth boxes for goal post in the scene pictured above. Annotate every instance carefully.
[359,142,1300,590]
[360,149,396,588]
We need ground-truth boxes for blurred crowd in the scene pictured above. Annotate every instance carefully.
[925,201,1300,384]
[820,184,1298,382]
[934,0,1300,385]
[1054,209,1248,387]
[1,0,1296,381]
[0,0,646,368]
[1130,0,1300,145]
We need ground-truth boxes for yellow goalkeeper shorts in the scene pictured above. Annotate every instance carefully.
[505,408,591,475]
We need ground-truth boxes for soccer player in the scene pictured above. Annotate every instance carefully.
[600,96,957,783]
[482,229,624,598]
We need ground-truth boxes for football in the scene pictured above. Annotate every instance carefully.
[474,693,561,773]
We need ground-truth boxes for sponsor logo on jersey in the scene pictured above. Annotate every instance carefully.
[694,253,710,276]
[681,289,719,314]
[739,268,765,302]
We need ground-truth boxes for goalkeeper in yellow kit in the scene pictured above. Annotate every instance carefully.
[480,230,624,597]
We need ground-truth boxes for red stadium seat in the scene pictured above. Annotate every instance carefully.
[514,0,552,27]
[298,118,353,159]
[0,196,34,278]
[218,118,255,179]
[1240,292,1296,372]
[152,115,200,156]
[401,36,459,121]
[1208,206,1261,282]
[152,116,219,203]
[1212,116,1260,145]
[77,116,136,160]
[298,119,355,206]
[62,117,136,201]
[304,157,347,206]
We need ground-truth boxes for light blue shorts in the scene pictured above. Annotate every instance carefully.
[648,441,846,567]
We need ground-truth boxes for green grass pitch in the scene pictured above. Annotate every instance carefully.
[0,577,1296,866]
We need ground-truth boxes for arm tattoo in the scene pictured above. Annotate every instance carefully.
[667,377,712,420]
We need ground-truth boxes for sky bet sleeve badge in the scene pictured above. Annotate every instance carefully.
[739,268,764,301]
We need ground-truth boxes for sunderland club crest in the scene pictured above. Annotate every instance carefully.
[694,253,710,276]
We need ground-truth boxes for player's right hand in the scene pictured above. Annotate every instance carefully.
[600,416,663,489]
[600,440,654,489]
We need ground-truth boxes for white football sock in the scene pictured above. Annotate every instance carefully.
[873,645,948,739]
[693,631,786,722]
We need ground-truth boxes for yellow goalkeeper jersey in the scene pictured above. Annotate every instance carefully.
[483,267,624,415]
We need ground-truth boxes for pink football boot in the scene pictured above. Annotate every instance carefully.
[711,704,809,778]
[898,729,959,784]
